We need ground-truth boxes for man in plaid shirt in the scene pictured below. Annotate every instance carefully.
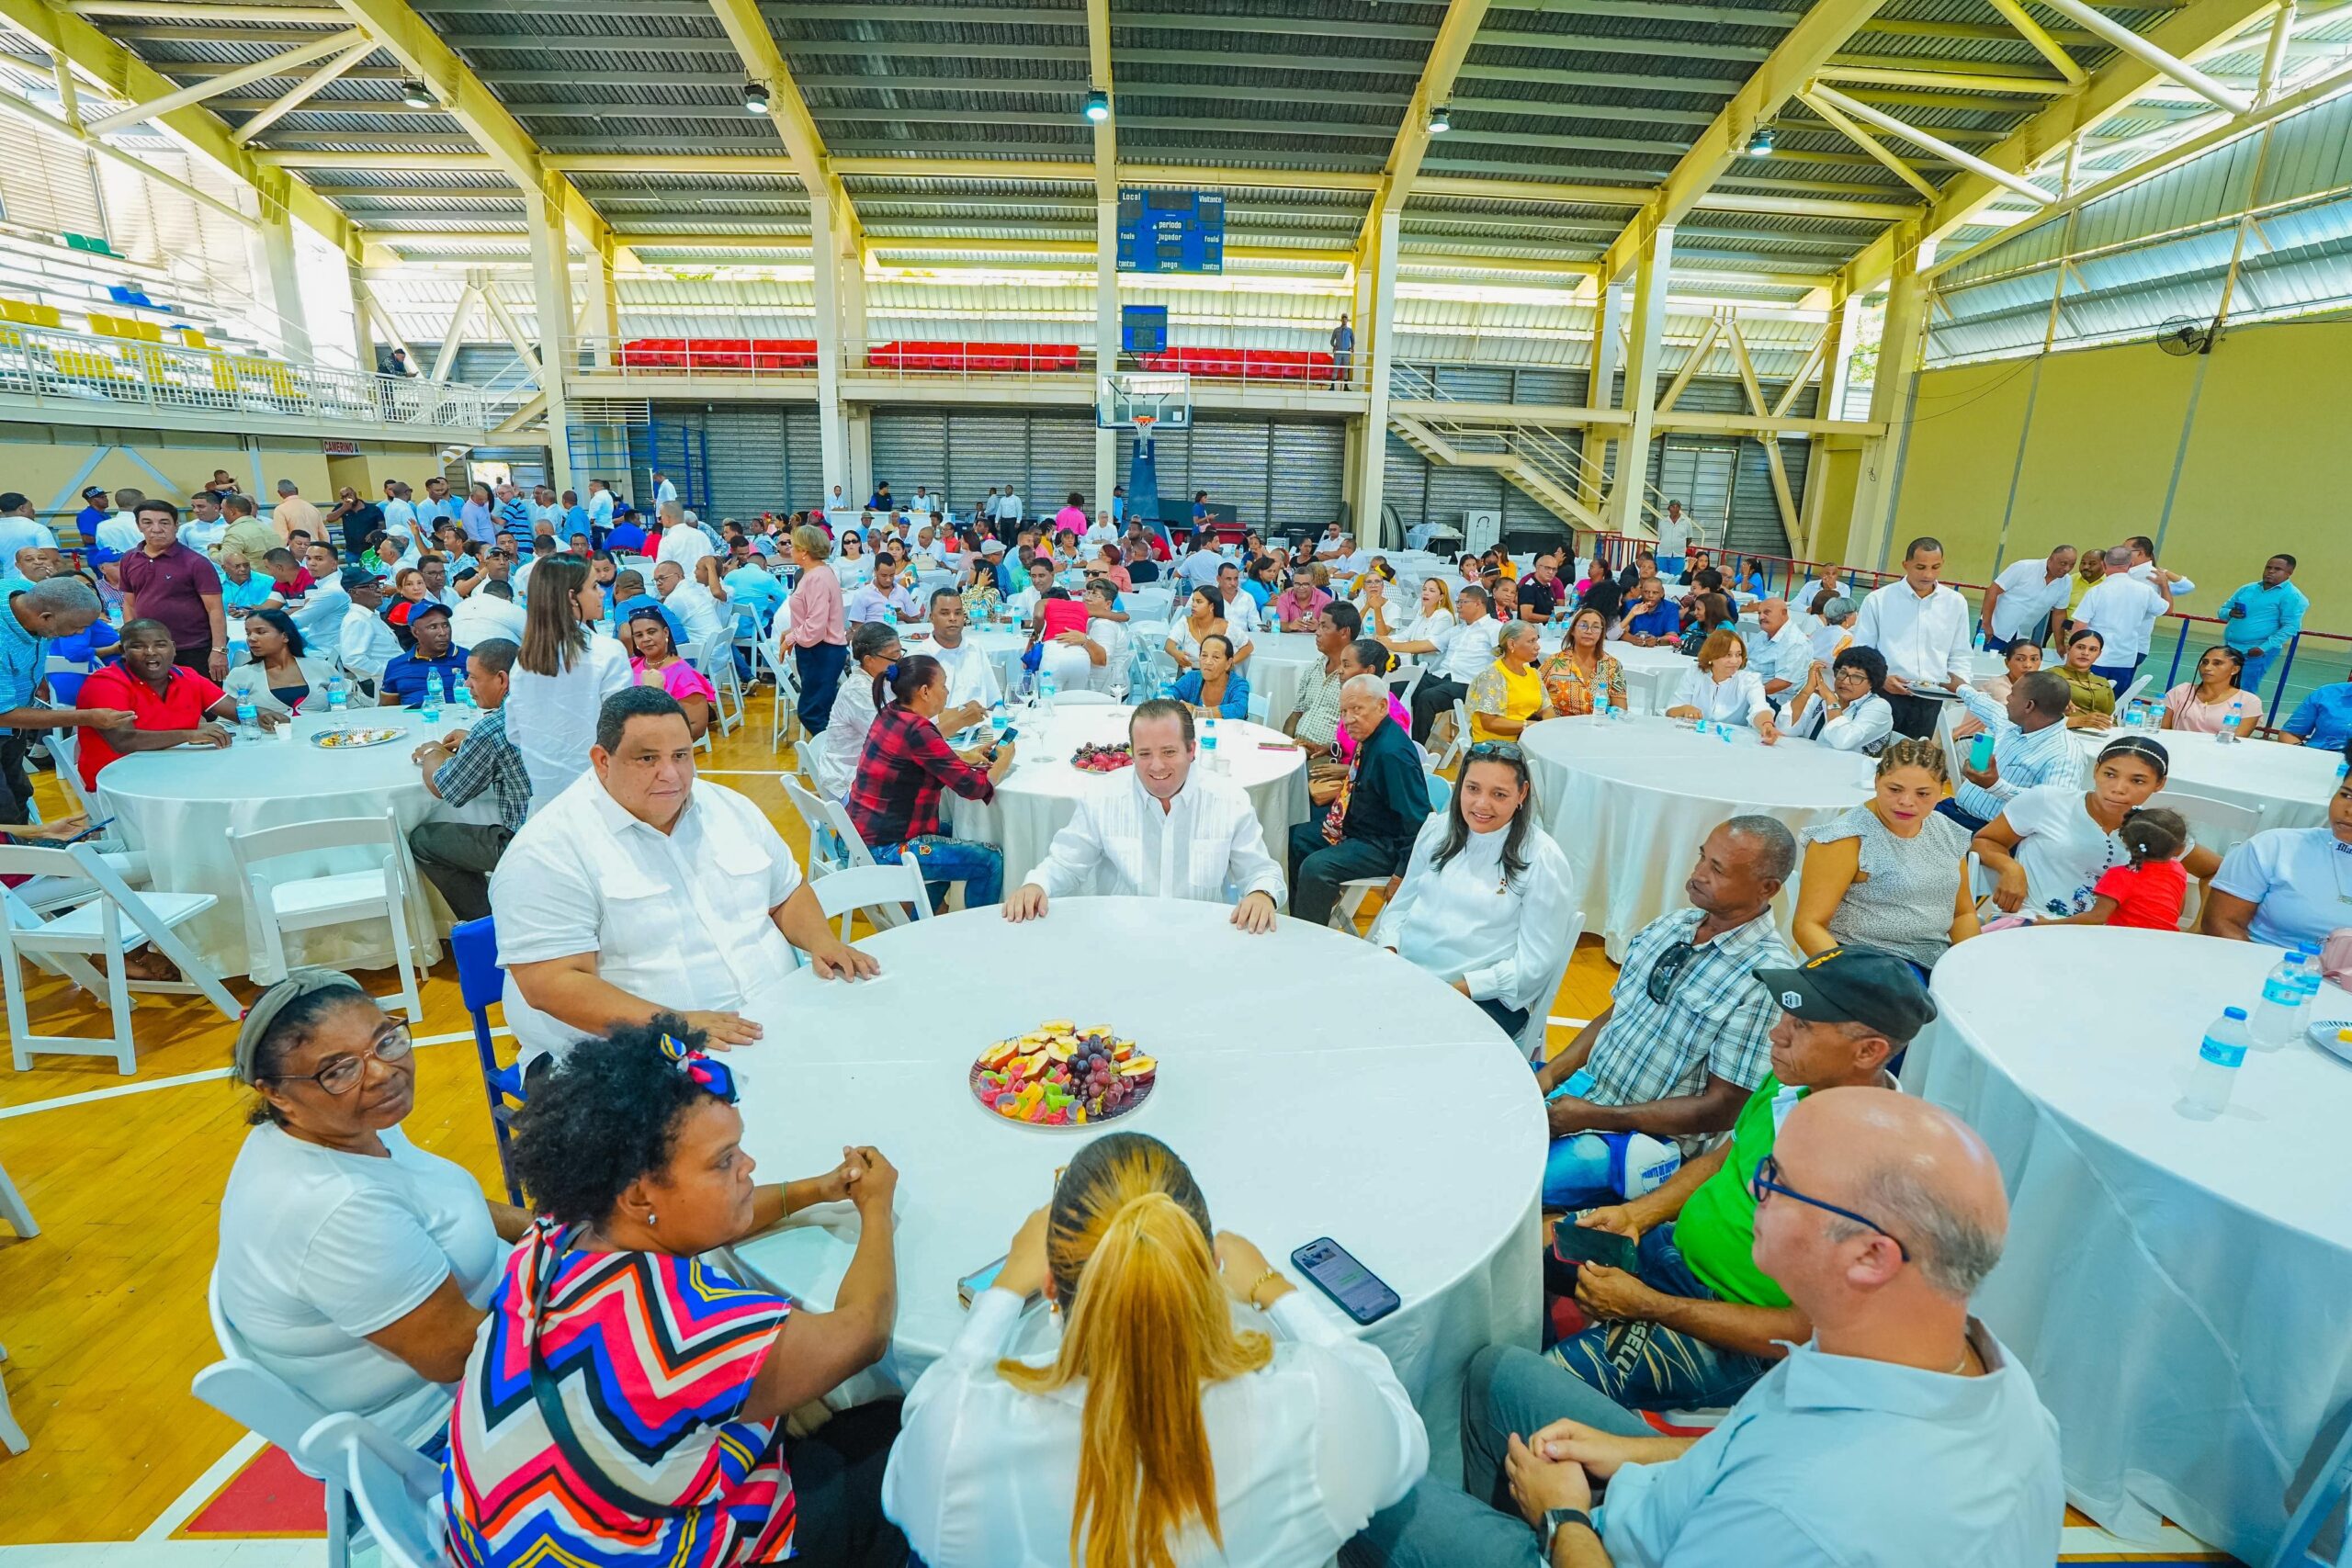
[1532,816,1799,1208]
[407,637,531,919]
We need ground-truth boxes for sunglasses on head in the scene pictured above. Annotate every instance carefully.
[1466,740,1524,762]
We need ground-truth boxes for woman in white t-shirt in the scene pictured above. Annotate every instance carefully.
[216,969,527,1449]
[1375,576,1456,654]
[1664,627,1779,741]
[503,556,631,809]
[1971,735,2220,919]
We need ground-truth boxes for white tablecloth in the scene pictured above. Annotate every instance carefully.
[729,897,1545,1479]
[1602,641,1697,712]
[1238,631,1329,725]
[1521,716,1870,959]
[1911,929,2352,1564]
[2067,728,2342,831]
[95,706,494,976]
[948,705,1308,886]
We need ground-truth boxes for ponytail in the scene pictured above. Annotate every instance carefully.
[999,1134,1271,1568]
[876,650,942,710]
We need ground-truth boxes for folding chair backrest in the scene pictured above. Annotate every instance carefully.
[809,860,932,941]
[2161,790,2267,859]
[779,774,877,873]
[311,1414,446,1568]
[1931,700,1965,788]
[229,811,400,875]
[40,728,105,819]
[449,915,503,1015]
[0,843,87,915]
[1387,663,1427,710]
[195,1269,337,1470]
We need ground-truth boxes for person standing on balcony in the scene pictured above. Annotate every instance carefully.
[2214,553,2305,701]
[1330,314,1355,380]
[271,479,322,551]
[119,500,227,682]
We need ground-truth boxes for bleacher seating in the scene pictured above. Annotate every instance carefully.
[865,341,1082,373]
[616,338,819,371]
[1138,345,1339,382]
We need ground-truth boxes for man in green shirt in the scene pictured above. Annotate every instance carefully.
[1543,945,1933,1411]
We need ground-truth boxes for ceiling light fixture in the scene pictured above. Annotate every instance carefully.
[1428,103,1453,134]
[399,79,434,109]
[1084,87,1111,122]
[1746,123,1776,155]
[742,80,772,115]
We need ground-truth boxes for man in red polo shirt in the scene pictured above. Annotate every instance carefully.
[74,618,269,791]
[118,498,228,681]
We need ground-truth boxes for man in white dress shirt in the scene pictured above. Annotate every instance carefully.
[1177,533,1226,593]
[846,555,925,626]
[651,470,678,508]
[999,485,1023,527]
[909,485,938,518]
[1333,535,1373,579]
[1409,584,1500,741]
[334,567,401,695]
[2070,536,2187,688]
[1003,698,1284,931]
[1852,536,1973,739]
[450,576,525,646]
[652,559,729,650]
[491,684,877,1068]
[1216,560,1263,634]
[925,589,1002,711]
[1978,545,2076,653]
[586,478,616,540]
[1752,598,1811,706]
[652,501,715,574]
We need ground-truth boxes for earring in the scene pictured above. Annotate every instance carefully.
[647,1212,658,1225]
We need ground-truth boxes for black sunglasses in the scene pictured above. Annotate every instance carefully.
[1750,1155,1912,1261]
[1466,740,1524,762]
[1645,939,1697,1005]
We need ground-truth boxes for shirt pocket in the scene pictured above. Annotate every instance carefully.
[707,836,785,931]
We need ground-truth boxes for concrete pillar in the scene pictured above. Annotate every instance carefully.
[1580,280,1624,510]
[582,235,619,367]
[1094,193,1120,513]
[1352,207,1401,546]
[808,183,850,504]
[1846,231,1934,571]
[848,404,874,513]
[526,201,575,495]
[1797,285,1855,560]
[1605,223,1674,536]
[255,210,311,365]
[346,258,374,373]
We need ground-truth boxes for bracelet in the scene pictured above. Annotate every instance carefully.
[1245,1268,1284,1309]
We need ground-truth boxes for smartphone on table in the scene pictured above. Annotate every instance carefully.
[1291,1236,1400,1325]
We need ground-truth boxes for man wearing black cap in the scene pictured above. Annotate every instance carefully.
[1541,945,1933,1415]
[334,565,401,696]
[378,600,468,708]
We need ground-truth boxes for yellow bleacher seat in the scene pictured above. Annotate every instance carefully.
[1,299,61,328]
[175,326,209,349]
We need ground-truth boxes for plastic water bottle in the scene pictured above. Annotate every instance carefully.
[1202,715,1221,772]
[2217,698,2243,743]
[458,675,478,712]
[2250,948,2317,1048]
[233,694,258,738]
[326,677,347,713]
[421,676,443,725]
[989,700,1009,742]
[1591,692,1610,724]
[2182,1007,2251,1118]
[1039,671,1057,717]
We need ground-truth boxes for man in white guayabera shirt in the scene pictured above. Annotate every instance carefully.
[1001,697,1284,932]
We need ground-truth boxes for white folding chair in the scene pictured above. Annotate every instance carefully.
[0,1154,30,1239]
[228,808,426,1024]
[1385,662,1428,713]
[308,1412,446,1568]
[1517,910,1588,1062]
[702,632,747,736]
[40,728,149,884]
[2,843,237,1074]
[2270,1405,2352,1568]
[808,859,933,943]
[2161,791,2268,929]
[1931,699,1966,786]
[0,1342,24,1454]
[1435,698,1473,774]
[779,774,880,877]
[765,604,800,753]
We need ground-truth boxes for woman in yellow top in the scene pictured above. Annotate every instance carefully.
[1466,620,1547,740]
[2056,626,2117,729]
[1540,604,1627,716]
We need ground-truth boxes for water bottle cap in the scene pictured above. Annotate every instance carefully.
[2223,1006,2248,1021]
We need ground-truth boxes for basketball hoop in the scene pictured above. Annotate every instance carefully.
[1132,414,1158,434]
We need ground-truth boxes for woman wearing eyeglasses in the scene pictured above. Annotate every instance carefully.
[214,969,531,1450]
[445,1019,906,1568]
[1372,739,1575,1043]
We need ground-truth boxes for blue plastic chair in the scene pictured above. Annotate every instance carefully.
[448,916,524,1205]
[2273,1409,2352,1568]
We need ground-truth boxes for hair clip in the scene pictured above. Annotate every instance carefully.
[656,1032,740,1103]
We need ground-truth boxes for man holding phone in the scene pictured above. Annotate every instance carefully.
[1541,947,1928,1415]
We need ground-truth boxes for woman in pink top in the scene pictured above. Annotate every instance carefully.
[1053,491,1089,534]
[1332,637,1411,761]
[624,605,718,739]
[786,522,850,732]
[2161,645,2261,737]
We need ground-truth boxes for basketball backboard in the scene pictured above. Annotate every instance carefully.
[1098,370,1192,431]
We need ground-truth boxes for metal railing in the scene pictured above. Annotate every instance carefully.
[1586,533,2351,726]
[0,320,494,432]
[1394,360,1675,534]
[563,339,1375,394]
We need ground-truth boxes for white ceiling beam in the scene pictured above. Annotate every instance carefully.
[230,38,378,146]
[1809,83,2058,202]
[83,28,360,134]
[1364,0,1492,238]
[2030,0,2254,110]
[1797,89,1944,201]
[1600,0,1892,282]
[1086,0,1114,209]
[1986,0,2088,85]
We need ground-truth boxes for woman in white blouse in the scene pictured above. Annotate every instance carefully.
[1372,740,1575,1047]
[1664,627,1780,741]
[1375,576,1456,657]
[503,556,632,807]
[1783,644,1895,753]
[882,1132,1425,1568]
[810,619,903,798]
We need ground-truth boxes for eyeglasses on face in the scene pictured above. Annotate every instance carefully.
[1749,1154,1912,1261]
[281,1020,414,1095]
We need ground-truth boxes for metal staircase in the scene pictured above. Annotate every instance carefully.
[1388,362,1670,541]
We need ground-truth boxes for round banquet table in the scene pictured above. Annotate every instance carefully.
[2067,728,2342,830]
[1600,641,1697,712]
[947,705,1308,885]
[1909,929,2352,1564]
[729,897,1546,1480]
[95,706,496,976]
[1521,715,1871,959]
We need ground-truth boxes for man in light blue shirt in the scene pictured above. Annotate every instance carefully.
[1941,669,2081,830]
[2213,553,2306,701]
[2280,677,2352,752]
[1349,1088,2063,1568]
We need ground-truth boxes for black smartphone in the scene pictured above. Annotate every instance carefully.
[1291,1236,1399,1325]
[998,726,1019,745]
[1550,1223,1638,1273]
[62,816,116,845]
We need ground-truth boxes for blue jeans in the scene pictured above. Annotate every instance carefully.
[1546,1223,1774,1411]
[1544,1132,1617,1210]
[1342,1345,1654,1568]
[2235,646,2276,705]
[872,835,1003,910]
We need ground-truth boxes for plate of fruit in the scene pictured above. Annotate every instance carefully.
[970,1020,1156,1127]
[1071,741,1133,773]
[311,727,404,749]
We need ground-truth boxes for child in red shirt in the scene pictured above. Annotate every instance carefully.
[2045,807,2191,931]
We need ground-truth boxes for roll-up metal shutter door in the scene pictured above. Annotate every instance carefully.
[703,405,790,519]
[1727,439,1799,556]
[1027,412,1097,514]
[783,406,824,511]
[1513,367,1586,405]
[946,413,1031,516]
[872,410,949,503]
[1653,441,1738,547]
[1384,431,1430,534]
[1428,462,1508,536]
[1430,364,1513,402]
[1268,422,1343,530]
[1186,417,1271,524]
[1503,485,1573,542]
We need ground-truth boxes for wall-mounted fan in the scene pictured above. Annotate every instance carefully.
[2154,316,2213,356]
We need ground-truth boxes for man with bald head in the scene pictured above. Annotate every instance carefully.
[1349,1087,2061,1568]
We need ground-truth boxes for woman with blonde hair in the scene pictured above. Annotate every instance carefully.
[883,1132,1425,1568]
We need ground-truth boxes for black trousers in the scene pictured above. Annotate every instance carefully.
[786,1399,910,1568]
[0,731,33,825]
[1885,691,1944,739]
[1475,996,1531,1040]
[1287,813,1395,927]
[1410,676,1466,742]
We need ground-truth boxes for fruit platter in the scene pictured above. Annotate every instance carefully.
[311,727,405,749]
[970,1019,1156,1127]
[1070,741,1133,773]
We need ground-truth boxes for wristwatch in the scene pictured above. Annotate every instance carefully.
[1541,1506,1596,1560]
